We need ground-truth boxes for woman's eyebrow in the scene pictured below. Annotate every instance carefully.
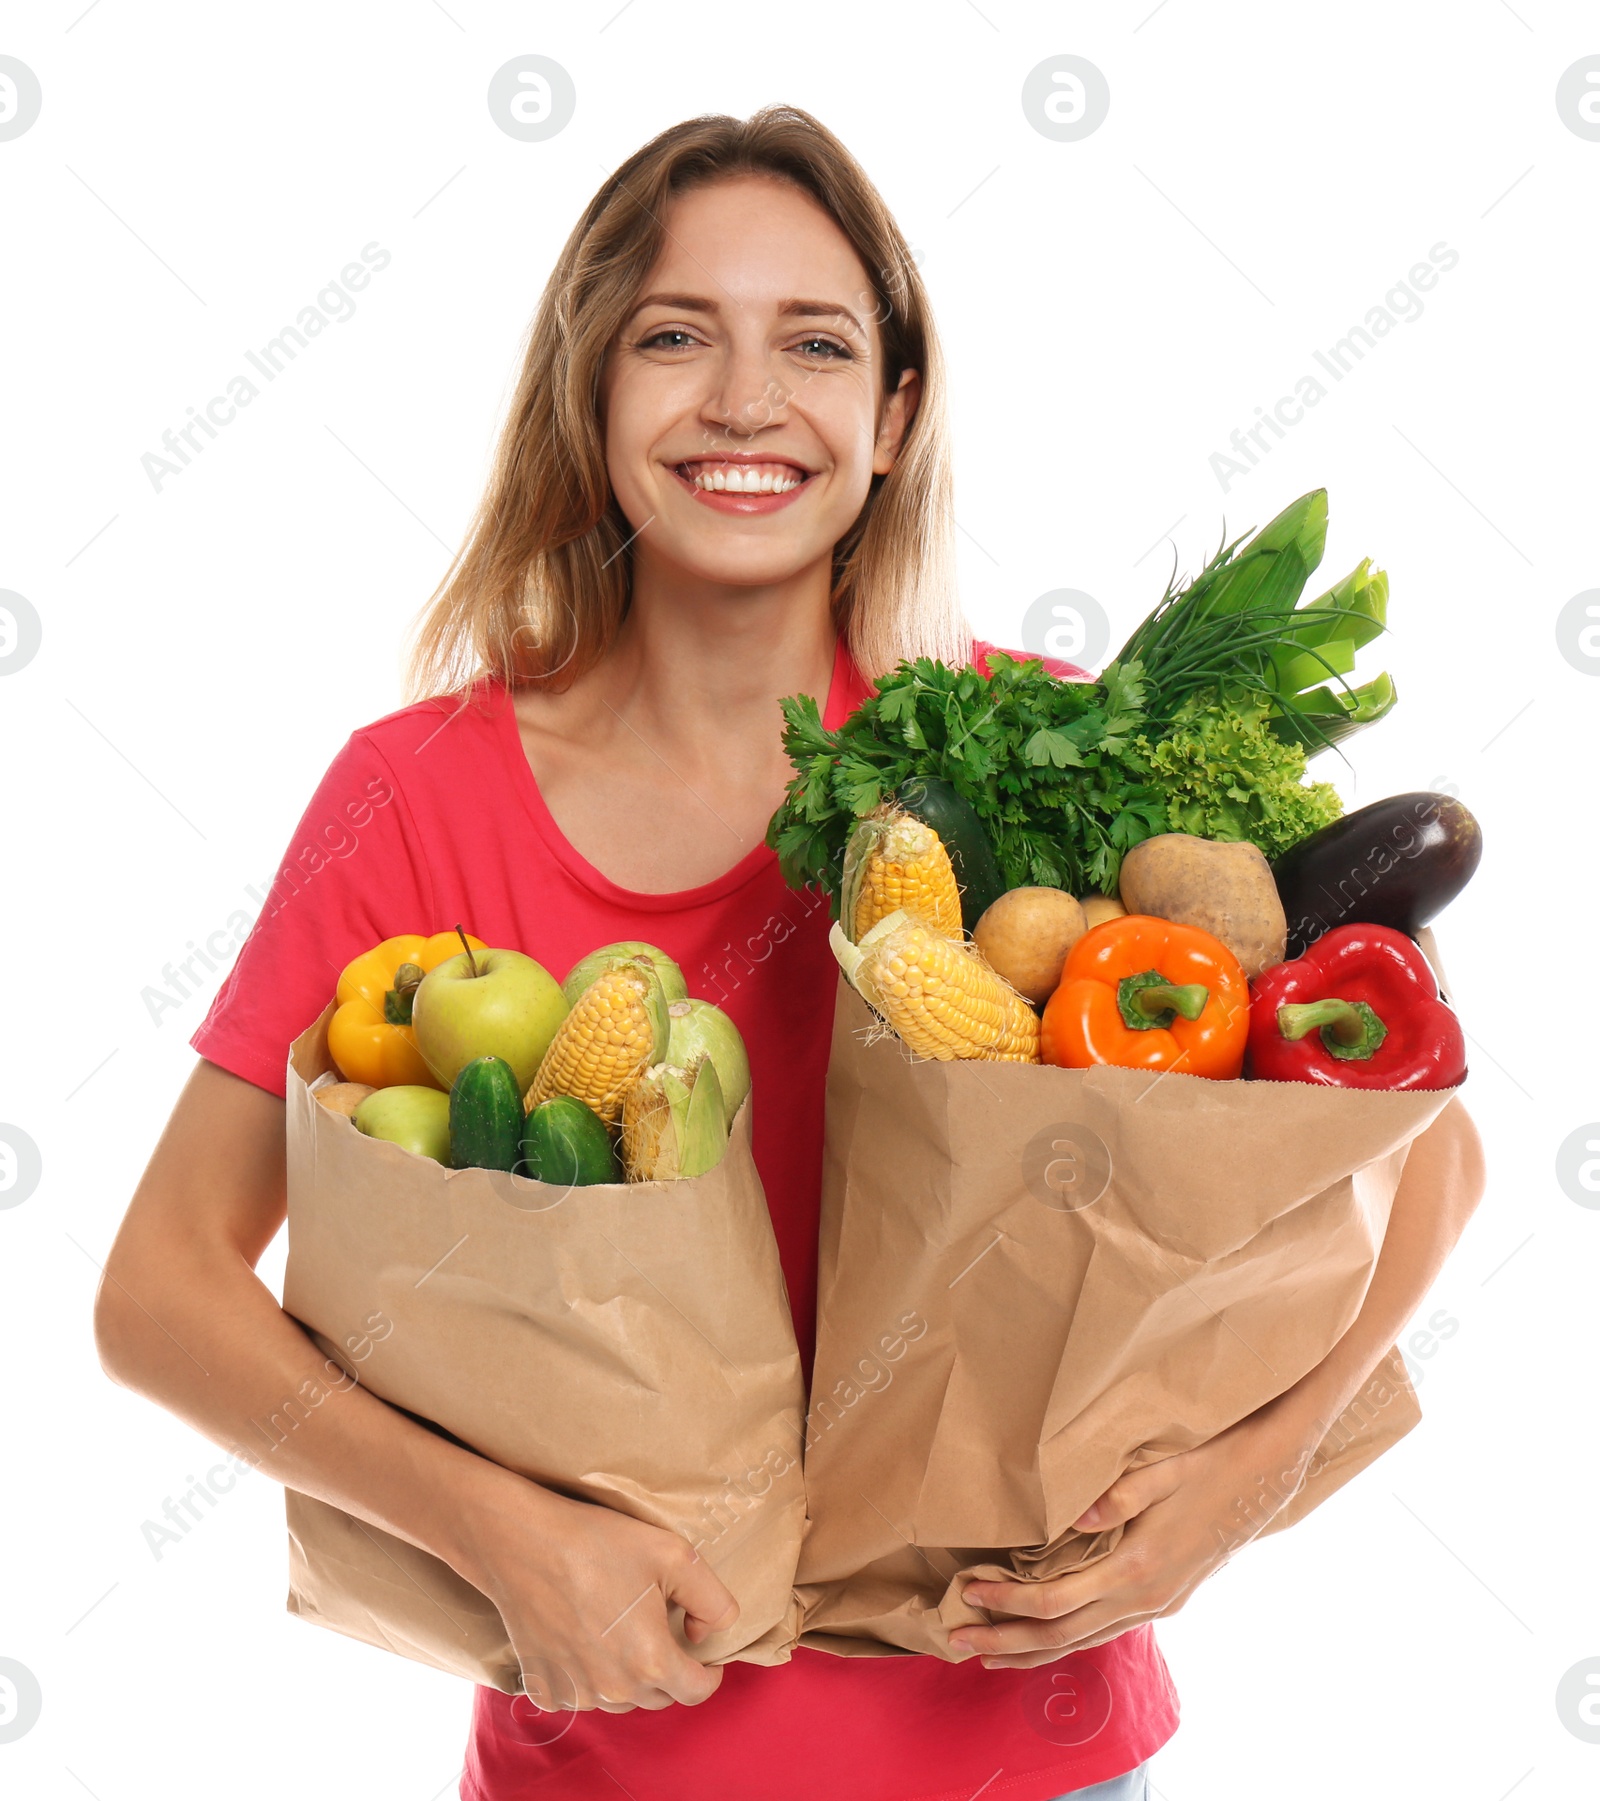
[629,292,867,337]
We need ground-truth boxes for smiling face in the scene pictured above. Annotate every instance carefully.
[599,174,919,594]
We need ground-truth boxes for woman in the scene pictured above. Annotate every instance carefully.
[95,107,1484,1801]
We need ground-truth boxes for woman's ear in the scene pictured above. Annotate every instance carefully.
[873,367,921,476]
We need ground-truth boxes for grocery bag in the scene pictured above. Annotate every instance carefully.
[792,976,1458,1659]
[279,1003,809,1692]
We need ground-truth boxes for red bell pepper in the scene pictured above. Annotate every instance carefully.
[1246,923,1466,1090]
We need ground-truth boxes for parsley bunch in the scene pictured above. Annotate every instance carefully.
[765,652,1167,902]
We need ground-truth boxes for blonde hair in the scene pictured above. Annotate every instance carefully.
[404,103,969,702]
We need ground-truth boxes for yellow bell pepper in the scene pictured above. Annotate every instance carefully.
[328,931,487,1090]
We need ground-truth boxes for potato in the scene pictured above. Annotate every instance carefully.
[1080,893,1127,931]
[973,887,1087,1006]
[1117,833,1287,978]
[314,1082,377,1119]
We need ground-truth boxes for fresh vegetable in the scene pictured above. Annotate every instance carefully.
[412,938,569,1092]
[972,887,1087,1007]
[330,931,744,1180]
[768,490,1392,904]
[520,1094,620,1186]
[1117,833,1288,980]
[1272,792,1483,959]
[895,774,1006,931]
[1276,668,1395,754]
[561,941,688,1007]
[1107,490,1394,748]
[1246,924,1466,1089]
[621,1057,728,1181]
[1129,695,1342,861]
[524,957,670,1124]
[352,1085,452,1163]
[769,650,1160,902]
[841,806,963,942]
[1041,915,1250,1078]
[312,1082,375,1119]
[1261,558,1394,752]
[830,909,1040,1063]
[1081,894,1127,930]
[448,1055,525,1172]
[328,931,487,1089]
[664,998,751,1127]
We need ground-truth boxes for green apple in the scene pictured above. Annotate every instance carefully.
[411,947,568,1093]
[353,1086,452,1164]
[563,940,688,1006]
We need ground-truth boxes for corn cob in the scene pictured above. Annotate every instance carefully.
[840,807,963,943]
[621,1056,727,1181]
[524,958,669,1124]
[995,1010,1043,1062]
[830,911,1040,1063]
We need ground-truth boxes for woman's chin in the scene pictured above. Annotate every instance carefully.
[638,536,835,596]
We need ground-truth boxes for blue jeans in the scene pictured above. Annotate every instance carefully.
[1048,1762,1150,1800]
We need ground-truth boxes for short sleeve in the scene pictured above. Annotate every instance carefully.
[190,729,435,1097]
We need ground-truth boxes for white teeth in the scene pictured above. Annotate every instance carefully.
[687,464,804,494]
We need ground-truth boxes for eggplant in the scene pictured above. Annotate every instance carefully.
[1272,791,1482,959]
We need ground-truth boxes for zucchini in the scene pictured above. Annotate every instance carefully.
[448,1056,525,1172]
[895,774,1005,932]
[521,1094,620,1187]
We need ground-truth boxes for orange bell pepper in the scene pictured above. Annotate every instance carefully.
[1041,914,1250,1079]
[327,930,487,1090]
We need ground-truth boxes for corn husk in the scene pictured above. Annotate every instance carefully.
[621,1055,728,1181]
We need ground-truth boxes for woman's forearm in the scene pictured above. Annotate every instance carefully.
[94,1062,544,1589]
[101,1232,536,1577]
[1258,1094,1486,1450]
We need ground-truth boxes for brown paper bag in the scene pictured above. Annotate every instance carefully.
[792,978,1455,1658]
[279,1004,809,1692]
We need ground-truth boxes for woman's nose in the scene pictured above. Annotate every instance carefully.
[699,340,792,438]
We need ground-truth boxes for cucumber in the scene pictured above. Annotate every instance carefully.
[521,1095,620,1187]
[895,774,1006,932]
[448,1056,525,1172]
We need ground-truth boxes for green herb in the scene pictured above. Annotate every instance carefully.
[766,489,1396,914]
[766,653,1166,905]
[1109,490,1396,748]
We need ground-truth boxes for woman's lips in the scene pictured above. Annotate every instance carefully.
[669,462,814,514]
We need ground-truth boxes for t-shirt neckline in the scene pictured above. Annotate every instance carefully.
[491,633,853,913]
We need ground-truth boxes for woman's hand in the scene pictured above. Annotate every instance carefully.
[952,1097,1486,1669]
[460,1465,740,1713]
[949,1405,1313,1668]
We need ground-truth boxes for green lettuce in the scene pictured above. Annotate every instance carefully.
[1130,693,1342,860]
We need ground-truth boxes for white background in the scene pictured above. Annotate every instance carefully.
[2,2,1597,1797]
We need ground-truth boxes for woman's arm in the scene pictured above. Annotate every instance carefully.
[95,1058,739,1711]
[1224,1094,1485,1473]
[949,1095,1487,1665]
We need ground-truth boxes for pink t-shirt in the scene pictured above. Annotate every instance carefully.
[191,634,1179,1801]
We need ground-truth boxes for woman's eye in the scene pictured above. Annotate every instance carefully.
[637,329,852,360]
